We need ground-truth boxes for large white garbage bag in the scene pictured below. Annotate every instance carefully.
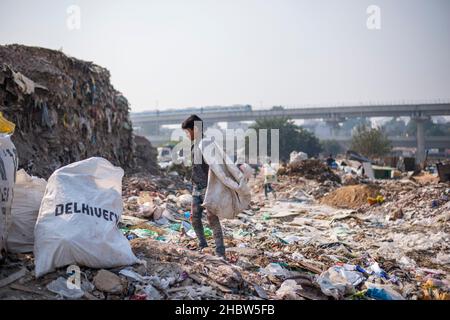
[34,157,138,277]
[0,135,18,261]
[7,169,47,253]
[199,140,251,220]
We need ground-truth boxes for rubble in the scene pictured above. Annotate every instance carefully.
[341,174,360,186]
[276,279,303,300]
[46,276,89,299]
[279,159,341,183]
[177,194,193,210]
[132,135,159,175]
[93,270,124,294]
[388,208,403,221]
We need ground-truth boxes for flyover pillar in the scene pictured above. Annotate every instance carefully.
[324,117,344,137]
[413,116,427,164]
[148,123,161,136]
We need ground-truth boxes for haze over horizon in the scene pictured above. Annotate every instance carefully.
[1,0,449,112]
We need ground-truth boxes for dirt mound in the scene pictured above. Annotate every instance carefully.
[411,172,439,185]
[320,184,381,209]
[280,159,341,183]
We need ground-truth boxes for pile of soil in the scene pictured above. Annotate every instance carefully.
[411,173,439,185]
[320,184,381,209]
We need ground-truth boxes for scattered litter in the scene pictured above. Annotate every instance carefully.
[316,266,365,299]
[276,280,303,300]
[0,268,27,288]
[93,269,124,294]
[365,282,405,300]
[46,277,86,300]
[260,263,291,278]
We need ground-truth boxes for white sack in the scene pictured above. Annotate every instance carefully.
[238,163,254,181]
[199,140,251,220]
[0,135,18,260]
[7,169,47,253]
[34,157,138,277]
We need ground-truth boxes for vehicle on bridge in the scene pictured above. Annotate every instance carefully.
[133,104,252,117]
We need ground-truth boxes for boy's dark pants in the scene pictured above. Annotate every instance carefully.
[264,183,275,198]
[191,188,225,256]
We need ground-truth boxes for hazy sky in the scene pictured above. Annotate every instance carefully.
[1,0,449,112]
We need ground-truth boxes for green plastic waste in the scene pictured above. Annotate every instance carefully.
[263,213,271,220]
[131,228,158,238]
[204,227,213,238]
[169,223,181,232]
[277,237,289,245]
[276,262,289,268]
[233,229,250,239]
[351,290,368,300]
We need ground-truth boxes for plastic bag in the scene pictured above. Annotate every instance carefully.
[46,275,93,300]
[259,263,291,278]
[316,266,365,299]
[199,139,251,219]
[0,112,15,135]
[0,134,18,261]
[365,282,405,300]
[7,169,47,253]
[276,279,303,299]
[34,157,138,277]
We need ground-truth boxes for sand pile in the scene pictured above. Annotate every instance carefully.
[320,184,381,209]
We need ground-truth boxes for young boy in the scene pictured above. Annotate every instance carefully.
[181,115,226,258]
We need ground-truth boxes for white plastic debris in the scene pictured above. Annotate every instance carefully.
[276,279,303,299]
[259,263,290,278]
[46,277,90,299]
[316,266,365,299]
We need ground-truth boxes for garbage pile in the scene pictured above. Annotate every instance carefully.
[132,135,158,175]
[279,159,341,184]
[165,163,192,180]
[1,156,449,300]
[115,163,449,301]
[252,174,338,203]
[122,173,188,199]
[0,44,138,178]
[0,45,448,299]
